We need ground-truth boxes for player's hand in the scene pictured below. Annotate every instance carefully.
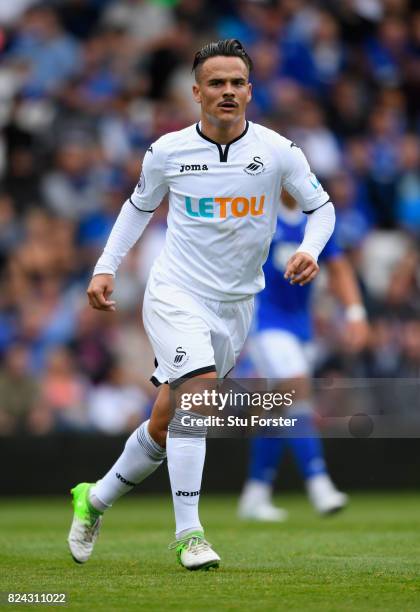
[87,274,116,311]
[284,252,319,286]
[342,320,370,353]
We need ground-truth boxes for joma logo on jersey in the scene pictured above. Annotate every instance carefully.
[180,164,208,173]
[185,195,265,218]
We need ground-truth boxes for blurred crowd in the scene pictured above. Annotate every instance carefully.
[0,0,419,435]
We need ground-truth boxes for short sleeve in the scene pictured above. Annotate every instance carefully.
[282,143,330,214]
[129,143,168,212]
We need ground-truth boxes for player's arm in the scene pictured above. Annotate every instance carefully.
[326,255,369,352]
[281,144,335,286]
[87,145,168,311]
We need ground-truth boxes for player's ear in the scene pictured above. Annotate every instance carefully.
[192,83,202,104]
[247,82,252,103]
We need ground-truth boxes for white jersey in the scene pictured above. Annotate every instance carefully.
[129,121,330,301]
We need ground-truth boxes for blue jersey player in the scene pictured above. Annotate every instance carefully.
[239,191,369,521]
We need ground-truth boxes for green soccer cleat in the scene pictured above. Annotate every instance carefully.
[67,482,103,564]
[169,531,220,571]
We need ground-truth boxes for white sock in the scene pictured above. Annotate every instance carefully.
[240,479,273,507]
[90,420,166,509]
[167,410,206,538]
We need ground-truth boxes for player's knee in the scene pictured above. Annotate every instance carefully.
[148,420,168,448]
[168,408,207,438]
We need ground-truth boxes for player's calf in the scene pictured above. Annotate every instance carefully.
[67,421,167,564]
[148,384,171,448]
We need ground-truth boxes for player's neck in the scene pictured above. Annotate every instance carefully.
[199,116,247,144]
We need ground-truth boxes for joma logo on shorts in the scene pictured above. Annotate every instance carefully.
[180,164,208,173]
[175,490,200,496]
[185,195,265,218]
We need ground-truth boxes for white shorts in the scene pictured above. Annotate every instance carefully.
[143,274,254,387]
[249,329,315,379]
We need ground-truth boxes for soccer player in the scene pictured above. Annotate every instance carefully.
[68,39,336,570]
[239,190,369,521]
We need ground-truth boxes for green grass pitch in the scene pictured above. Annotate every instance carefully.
[1,493,420,611]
